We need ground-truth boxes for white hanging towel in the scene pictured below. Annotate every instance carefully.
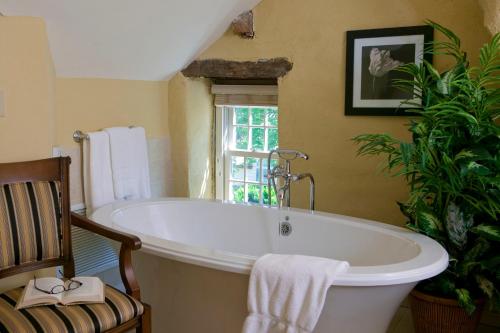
[130,126,151,198]
[83,131,115,214]
[242,254,349,333]
[104,126,151,201]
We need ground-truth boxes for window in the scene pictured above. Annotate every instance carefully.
[216,105,279,205]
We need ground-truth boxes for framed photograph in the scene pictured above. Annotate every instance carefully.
[345,25,433,116]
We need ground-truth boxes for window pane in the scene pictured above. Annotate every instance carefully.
[251,108,265,125]
[219,105,279,206]
[247,184,261,204]
[267,128,278,151]
[251,128,265,151]
[230,182,245,203]
[245,157,260,182]
[234,107,249,125]
[267,108,278,126]
[230,156,244,181]
[263,185,277,205]
[262,159,279,183]
[235,126,248,150]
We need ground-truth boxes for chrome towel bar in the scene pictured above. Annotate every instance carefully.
[72,126,136,143]
[73,130,89,143]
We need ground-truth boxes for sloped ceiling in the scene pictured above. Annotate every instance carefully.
[0,0,261,80]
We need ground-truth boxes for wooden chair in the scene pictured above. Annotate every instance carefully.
[0,157,151,333]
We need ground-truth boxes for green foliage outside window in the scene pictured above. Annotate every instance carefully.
[235,108,249,124]
[232,185,277,205]
[234,107,278,152]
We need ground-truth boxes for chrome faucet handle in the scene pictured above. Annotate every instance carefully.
[271,149,309,161]
[290,173,312,181]
[270,165,287,178]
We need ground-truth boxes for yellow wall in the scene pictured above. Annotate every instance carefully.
[195,0,491,225]
[168,74,214,198]
[55,78,169,148]
[55,78,171,205]
[0,16,56,292]
[479,0,500,34]
[0,17,55,162]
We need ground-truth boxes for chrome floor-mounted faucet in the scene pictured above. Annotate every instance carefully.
[267,149,315,210]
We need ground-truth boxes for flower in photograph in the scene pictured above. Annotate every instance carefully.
[368,48,403,77]
[368,47,403,94]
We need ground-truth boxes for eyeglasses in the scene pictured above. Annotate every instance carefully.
[33,276,83,295]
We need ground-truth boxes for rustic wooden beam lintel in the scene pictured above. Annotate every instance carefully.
[181,58,293,80]
[232,11,254,39]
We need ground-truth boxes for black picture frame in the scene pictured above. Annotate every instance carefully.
[345,25,433,116]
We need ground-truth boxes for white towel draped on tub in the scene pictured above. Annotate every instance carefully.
[104,126,151,200]
[242,254,349,333]
[83,131,115,213]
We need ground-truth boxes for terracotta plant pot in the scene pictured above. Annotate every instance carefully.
[409,289,485,333]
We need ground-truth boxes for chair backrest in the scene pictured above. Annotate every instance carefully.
[0,157,74,279]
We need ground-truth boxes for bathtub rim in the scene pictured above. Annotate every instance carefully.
[90,198,448,287]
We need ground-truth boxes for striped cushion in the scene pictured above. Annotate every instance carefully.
[0,285,144,333]
[0,181,62,271]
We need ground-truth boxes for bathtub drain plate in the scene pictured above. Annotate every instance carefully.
[280,221,292,236]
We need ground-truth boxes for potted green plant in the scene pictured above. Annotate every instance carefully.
[353,21,499,333]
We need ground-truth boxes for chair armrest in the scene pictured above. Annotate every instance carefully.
[71,212,141,250]
[70,212,142,300]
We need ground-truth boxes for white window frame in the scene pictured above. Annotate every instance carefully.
[215,105,278,204]
[215,105,228,200]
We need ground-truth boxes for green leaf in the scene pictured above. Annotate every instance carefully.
[464,238,490,262]
[437,276,456,296]
[436,70,454,95]
[399,142,414,166]
[411,122,428,136]
[454,147,492,162]
[472,225,500,242]
[455,288,476,315]
[419,274,456,297]
[462,161,491,176]
[416,209,444,238]
[475,275,495,298]
[454,149,475,160]
[480,255,500,271]
[424,60,440,80]
[457,261,479,276]
[479,33,500,71]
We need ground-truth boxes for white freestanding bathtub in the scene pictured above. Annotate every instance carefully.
[91,198,448,333]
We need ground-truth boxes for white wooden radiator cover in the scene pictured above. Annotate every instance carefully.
[71,225,119,276]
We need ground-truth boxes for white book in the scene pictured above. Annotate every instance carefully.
[16,277,104,309]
